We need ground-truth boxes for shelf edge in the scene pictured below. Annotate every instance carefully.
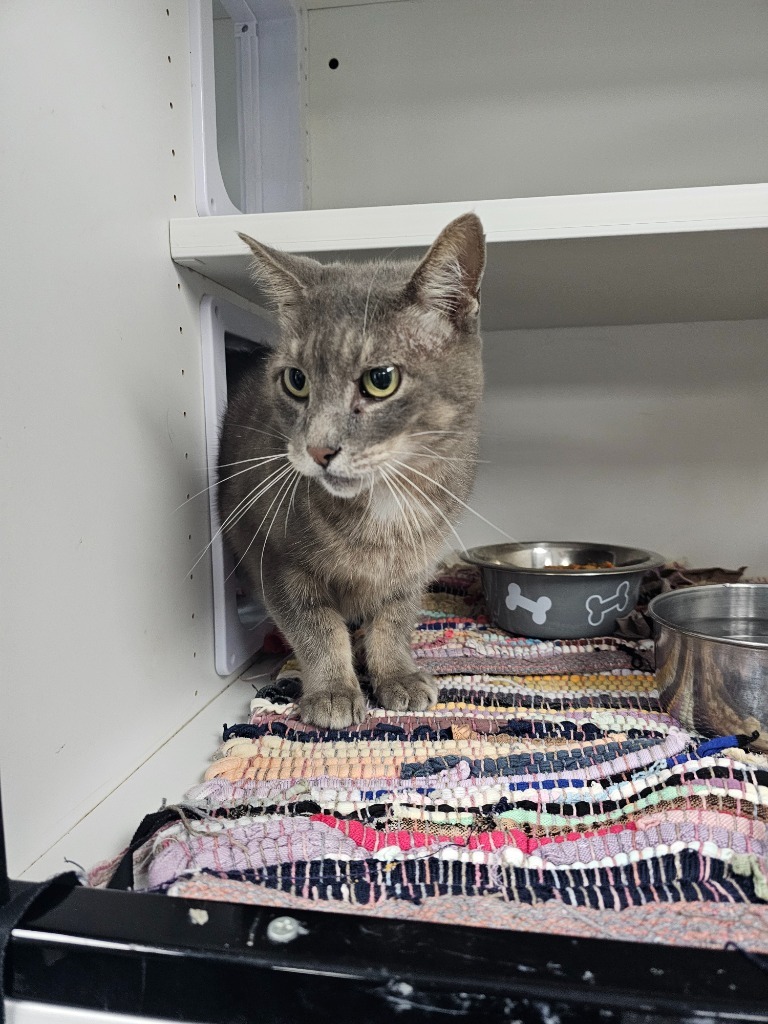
[170,183,768,260]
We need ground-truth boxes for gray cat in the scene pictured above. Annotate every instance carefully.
[218,214,485,728]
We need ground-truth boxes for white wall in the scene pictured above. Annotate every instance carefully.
[306,0,768,209]
[0,0,255,876]
[464,321,768,576]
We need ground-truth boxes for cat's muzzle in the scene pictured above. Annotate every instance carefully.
[320,471,365,498]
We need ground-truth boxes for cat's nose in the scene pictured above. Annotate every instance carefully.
[307,445,341,468]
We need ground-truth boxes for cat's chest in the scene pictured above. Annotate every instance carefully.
[369,486,406,526]
[310,486,440,579]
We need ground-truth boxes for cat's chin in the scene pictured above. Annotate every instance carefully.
[319,474,365,499]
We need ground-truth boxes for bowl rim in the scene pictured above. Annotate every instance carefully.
[647,582,768,650]
[460,541,665,576]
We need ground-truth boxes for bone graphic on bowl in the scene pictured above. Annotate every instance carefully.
[505,583,552,625]
[585,580,631,627]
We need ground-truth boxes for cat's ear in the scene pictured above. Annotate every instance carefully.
[407,213,486,327]
[238,232,322,318]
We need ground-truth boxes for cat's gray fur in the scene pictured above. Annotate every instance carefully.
[218,214,485,728]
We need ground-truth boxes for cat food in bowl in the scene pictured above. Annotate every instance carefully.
[648,583,768,752]
[461,542,664,639]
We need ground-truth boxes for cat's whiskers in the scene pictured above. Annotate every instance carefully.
[409,443,489,465]
[380,467,430,561]
[217,453,287,471]
[348,473,377,543]
[228,422,291,443]
[185,462,293,578]
[257,469,302,593]
[407,429,465,440]
[378,467,426,558]
[388,463,469,557]
[175,454,289,511]
[221,463,295,538]
[228,466,298,582]
[359,451,408,471]
[362,472,377,526]
[284,471,303,536]
[396,475,448,564]
[233,467,298,584]
[392,458,514,541]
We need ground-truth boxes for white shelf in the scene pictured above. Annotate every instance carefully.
[170,184,768,330]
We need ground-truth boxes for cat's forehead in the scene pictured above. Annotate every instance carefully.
[280,313,406,373]
[324,257,414,295]
[278,260,419,369]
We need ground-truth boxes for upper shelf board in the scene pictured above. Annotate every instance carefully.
[170,184,768,330]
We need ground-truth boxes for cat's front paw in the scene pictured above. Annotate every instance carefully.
[373,671,438,713]
[300,684,367,729]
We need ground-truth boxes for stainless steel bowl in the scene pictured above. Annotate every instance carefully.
[648,583,768,751]
[461,542,664,640]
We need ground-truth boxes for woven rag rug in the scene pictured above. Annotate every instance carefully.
[100,566,768,951]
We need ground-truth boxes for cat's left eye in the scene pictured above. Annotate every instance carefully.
[282,367,310,399]
[360,365,401,399]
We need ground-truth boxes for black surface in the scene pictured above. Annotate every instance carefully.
[6,879,768,1023]
[0,875,81,1024]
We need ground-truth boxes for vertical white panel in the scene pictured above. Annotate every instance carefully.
[0,0,241,875]
[213,8,244,209]
[195,0,303,214]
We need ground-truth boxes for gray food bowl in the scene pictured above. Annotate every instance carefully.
[648,583,768,752]
[461,542,664,640]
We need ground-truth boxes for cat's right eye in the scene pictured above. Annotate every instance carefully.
[282,367,310,399]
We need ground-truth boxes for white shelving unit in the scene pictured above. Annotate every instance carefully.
[181,0,768,682]
[2,0,768,908]
[1,0,768,1007]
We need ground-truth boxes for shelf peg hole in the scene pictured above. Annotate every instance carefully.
[328,58,339,69]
